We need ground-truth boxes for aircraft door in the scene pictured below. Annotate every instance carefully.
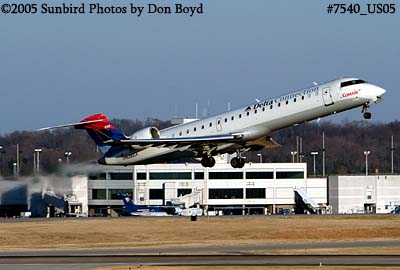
[216,118,222,132]
[322,87,334,106]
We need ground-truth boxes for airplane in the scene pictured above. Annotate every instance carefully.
[119,193,180,216]
[39,77,386,168]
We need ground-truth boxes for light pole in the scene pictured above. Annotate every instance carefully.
[364,150,371,176]
[34,149,42,173]
[290,151,297,163]
[391,135,395,174]
[0,146,2,177]
[65,151,72,163]
[257,153,263,163]
[13,162,17,177]
[310,152,319,176]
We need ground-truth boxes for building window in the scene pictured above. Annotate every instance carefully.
[149,172,192,180]
[136,172,146,180]
[209,171,243,179]
[209,189,243,199]
[276,171,304,179]
[246,188,266,199]
[88,173,107,180]
[194,171,204,179]
[177,189,192,197]
[149,189,164,200]
[246,171,273,179]
[109,172,133,180]
[92,189,106,200]
[108,189,133,200]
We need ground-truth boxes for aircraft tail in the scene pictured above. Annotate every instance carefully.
[120,193,138,213]
[39,113,128,154]
[78,114,128,153]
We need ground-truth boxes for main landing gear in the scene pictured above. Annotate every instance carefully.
[362,103,372,119]
[230,156,245,168]
[201,154,216,167]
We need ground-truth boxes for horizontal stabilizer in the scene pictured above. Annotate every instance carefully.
[38,119,103,131]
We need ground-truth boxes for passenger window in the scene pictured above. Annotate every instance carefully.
[231,116,234,120]
[239,114,242,118]
[179,131,182,136]
[302,96,304,100]
[294,98,297,102]
[209,122,212,127]
[278,103,281,107]
[201,125,204,129]
[262,107,265,112]
[224,118,227,122]
[194,127,196,132]
[217,120,221,124]
[255,110,258,114]
[285,101,289,105]
[247,112,250,116]
[270,105,273,109]
[186,129,189,134]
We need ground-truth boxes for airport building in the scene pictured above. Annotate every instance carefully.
[82,158,328,216]
[328,175,400,214]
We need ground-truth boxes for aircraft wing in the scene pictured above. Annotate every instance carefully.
[104,134,241,148]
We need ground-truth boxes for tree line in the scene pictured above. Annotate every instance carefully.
[0,118,398,177]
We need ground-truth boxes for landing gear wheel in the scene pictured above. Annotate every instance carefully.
[363,112,372,119]
[230,157,239,168]
[201,155,216,167]
[231,157,246,168]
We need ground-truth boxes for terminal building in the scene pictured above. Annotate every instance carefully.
[79,157,328,216]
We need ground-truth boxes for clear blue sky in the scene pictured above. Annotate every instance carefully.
[1,1,399,133]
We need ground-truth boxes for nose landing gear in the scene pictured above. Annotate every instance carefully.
[362,103,372,119]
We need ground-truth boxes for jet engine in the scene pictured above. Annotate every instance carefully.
[130,127,160,139]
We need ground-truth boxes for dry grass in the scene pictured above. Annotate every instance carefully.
[93,267,400,270]
[0,215,399,251]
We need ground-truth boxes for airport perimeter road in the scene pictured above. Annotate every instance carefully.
[1,255,400,270]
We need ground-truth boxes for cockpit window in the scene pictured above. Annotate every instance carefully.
[340,79,366,88]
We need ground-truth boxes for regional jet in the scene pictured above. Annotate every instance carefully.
[39,78,385,168]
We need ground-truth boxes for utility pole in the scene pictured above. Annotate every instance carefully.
[391,135,395,174]
[322,132,325,176]
[16,144,19,177]
[364,151,371,176]
[296,136,299,163]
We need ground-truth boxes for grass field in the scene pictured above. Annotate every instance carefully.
[0,215,399,253]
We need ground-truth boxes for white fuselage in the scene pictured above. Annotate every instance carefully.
[104,78,385,165]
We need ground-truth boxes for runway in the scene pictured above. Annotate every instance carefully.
[1,255,400,270]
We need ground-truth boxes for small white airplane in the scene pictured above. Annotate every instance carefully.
[39,78,385,168]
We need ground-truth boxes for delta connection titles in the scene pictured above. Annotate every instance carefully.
[28,2,203,16]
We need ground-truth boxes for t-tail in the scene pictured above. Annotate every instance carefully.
[38,113,128,155]
[120,193,138,213]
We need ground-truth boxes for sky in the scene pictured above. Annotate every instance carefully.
[0,1,399,133]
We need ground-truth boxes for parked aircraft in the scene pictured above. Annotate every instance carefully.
[39,78,385,168]
[119,193,180,216]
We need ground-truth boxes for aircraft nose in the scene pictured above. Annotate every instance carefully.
[375,86,386,97]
